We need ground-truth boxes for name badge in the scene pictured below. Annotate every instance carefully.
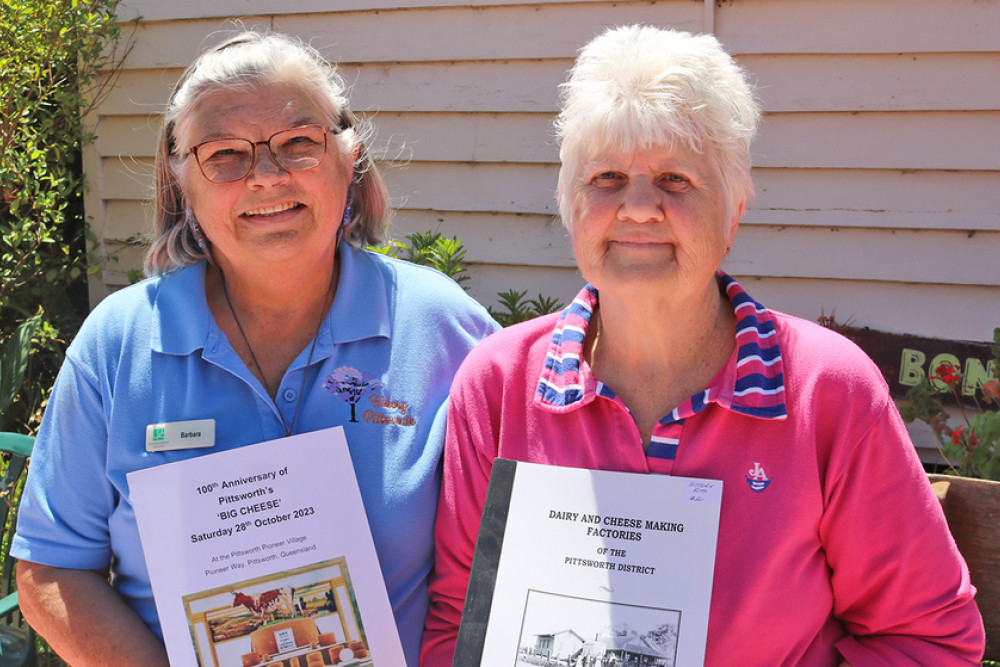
[145,419,215,452]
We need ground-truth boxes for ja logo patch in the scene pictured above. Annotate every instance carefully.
[745,462,772,493]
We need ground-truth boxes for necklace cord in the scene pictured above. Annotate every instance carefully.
[220,269,335,437]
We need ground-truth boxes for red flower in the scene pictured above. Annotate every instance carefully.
[951,426,979,451]
[931,362,962,387]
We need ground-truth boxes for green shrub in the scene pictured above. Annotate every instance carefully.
[0,316,37,418]
[369,231,470,287]
[0,0,131,432]
[489,289,564,328]
[369,231,564,326]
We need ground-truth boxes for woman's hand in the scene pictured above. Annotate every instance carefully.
[17,561,169,667]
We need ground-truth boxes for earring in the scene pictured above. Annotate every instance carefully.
[186,209,207,250]
[342,184,355,228]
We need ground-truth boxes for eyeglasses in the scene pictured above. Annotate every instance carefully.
[190,124,340,184]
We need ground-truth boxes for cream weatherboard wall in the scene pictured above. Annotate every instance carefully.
[86,0,1000,346]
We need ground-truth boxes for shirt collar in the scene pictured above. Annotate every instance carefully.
[533,272,787,420]
[151,261,212,355]
[151,245,391,357]
[327,245,391,344]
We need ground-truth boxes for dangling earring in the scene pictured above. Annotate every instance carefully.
[342,184,355,228]
[336,184,354,247]
[186,208,207,251]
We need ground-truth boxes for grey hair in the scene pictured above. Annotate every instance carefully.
[144,31,390,276]
[555,24,761,227]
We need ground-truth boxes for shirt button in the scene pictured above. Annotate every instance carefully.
[283,389,297,402]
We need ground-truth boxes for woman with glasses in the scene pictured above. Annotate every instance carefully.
[12,32,497,666]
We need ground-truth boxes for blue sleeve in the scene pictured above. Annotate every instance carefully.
[12,354,117,570]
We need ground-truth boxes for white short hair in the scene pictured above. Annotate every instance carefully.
[555,25,761,227]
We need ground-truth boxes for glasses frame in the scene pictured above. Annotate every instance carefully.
[189,124,341,184]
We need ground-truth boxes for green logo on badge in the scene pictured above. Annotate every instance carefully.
[153,426,165,442]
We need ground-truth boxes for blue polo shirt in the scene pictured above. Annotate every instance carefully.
[12,245,499,665]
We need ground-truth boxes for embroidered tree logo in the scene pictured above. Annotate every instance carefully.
[324,366,383,423]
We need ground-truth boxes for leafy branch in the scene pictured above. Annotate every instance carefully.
[1,0,134,432]
[367,232,563,326]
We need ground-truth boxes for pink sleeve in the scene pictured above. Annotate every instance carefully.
[821,405,984,665]
[421,369,497,667]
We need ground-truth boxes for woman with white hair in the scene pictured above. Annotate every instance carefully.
[422,25,983,665]
[12,31,497,665]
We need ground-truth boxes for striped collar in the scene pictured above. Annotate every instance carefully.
[533,273,787,424]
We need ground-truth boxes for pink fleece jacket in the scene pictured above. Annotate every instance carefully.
[422,279,984,666]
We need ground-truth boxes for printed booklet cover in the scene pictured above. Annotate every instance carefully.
[455,459,722,667]
[128,426,404,667]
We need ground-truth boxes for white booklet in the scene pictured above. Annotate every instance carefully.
[128,426,404,667]
[455,459,722,667]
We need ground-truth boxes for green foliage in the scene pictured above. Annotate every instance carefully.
[489,289,564,328]
[0,0,130,432]
[902,327,1000,480]
[369,231,469,287]
[0,315,37,417]
[368,232,563,326]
